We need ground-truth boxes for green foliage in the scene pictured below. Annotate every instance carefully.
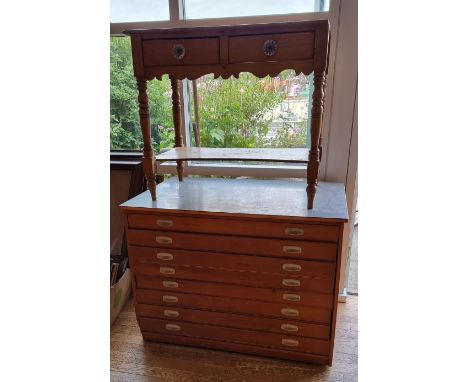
[268,121,307,148]
[195,74,284,148]
[147,79,174,150]
[110,37,308,151]
[110,116,140,148]
[110,37,173,151]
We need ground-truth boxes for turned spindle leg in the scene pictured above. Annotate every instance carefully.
[137,78,156,200]
[307,71,327,209]
[176,161,184,182]
[170,76,185,181]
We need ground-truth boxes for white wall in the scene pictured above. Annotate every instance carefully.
[319,0,358,294]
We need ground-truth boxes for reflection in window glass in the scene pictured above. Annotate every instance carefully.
[111,0,170,23]
[188,71,312,149]
[110,37,173,151]
[185,0,328,19]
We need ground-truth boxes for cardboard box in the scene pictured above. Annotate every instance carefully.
[110,268,132,326]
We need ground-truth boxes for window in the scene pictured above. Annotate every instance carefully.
[110,0,335,177]
[184,0,328,19]
[110,0,170,23]
[187,71,312,149]
[110,37,174,151]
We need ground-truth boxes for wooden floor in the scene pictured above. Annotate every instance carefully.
[111,296,358,382]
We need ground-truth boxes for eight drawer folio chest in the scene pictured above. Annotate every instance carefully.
[120,19,349,365]
[120,178,348,365]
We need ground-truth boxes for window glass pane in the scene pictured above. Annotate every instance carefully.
[110,37,173,151]
[188,70,312,149]
[185,0,328,19]
[111,0,170,23]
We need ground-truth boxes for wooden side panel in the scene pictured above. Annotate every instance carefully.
[328,223,346,365]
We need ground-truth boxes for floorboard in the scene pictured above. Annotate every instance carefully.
[111,296,358,382]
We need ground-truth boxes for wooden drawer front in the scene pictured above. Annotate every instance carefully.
[127,230,337,262]
[229,32,315,64]
[135,289,331,324]
[142,331,329,364]
[128,246,335,280]
[143,38,219,66]
[136,303,330,339]
[128,214,339,242]
[136,275,333,309]
[139,317,330,355]
[131,262,334,294]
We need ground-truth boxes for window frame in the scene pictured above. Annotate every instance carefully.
[110,0,340,179]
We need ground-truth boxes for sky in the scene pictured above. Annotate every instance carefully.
[111,0,328,23]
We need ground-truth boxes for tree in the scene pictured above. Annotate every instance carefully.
[193,73,284,148]
[110,37,173,152]
[111,37,308,151]
[268,120,308,148]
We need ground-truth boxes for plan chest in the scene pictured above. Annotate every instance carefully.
[120,177,348,365]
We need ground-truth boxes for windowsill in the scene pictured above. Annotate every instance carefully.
[110,150,143,160]
[158,161,307,178]
[156,147,309,163]
[110,150,307,178]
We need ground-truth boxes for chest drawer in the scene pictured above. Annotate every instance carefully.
[136,303,330,339]
[136,275,333,309]
[128,246,335,279]
[139,317,330,355]
[229,32,315,64]
[142,37,219,66]
[128,214,339,242]
[135,289,331,324]
[127,229,337,261]
[132,262,334,294]
[142,331,329,364]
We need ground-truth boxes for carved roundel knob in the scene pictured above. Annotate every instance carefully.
[172,44,186,60]
[263,39,278,56]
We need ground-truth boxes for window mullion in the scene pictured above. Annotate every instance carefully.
[181,79,193,148]
[178,0,192,151]
[169,0,183,21]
